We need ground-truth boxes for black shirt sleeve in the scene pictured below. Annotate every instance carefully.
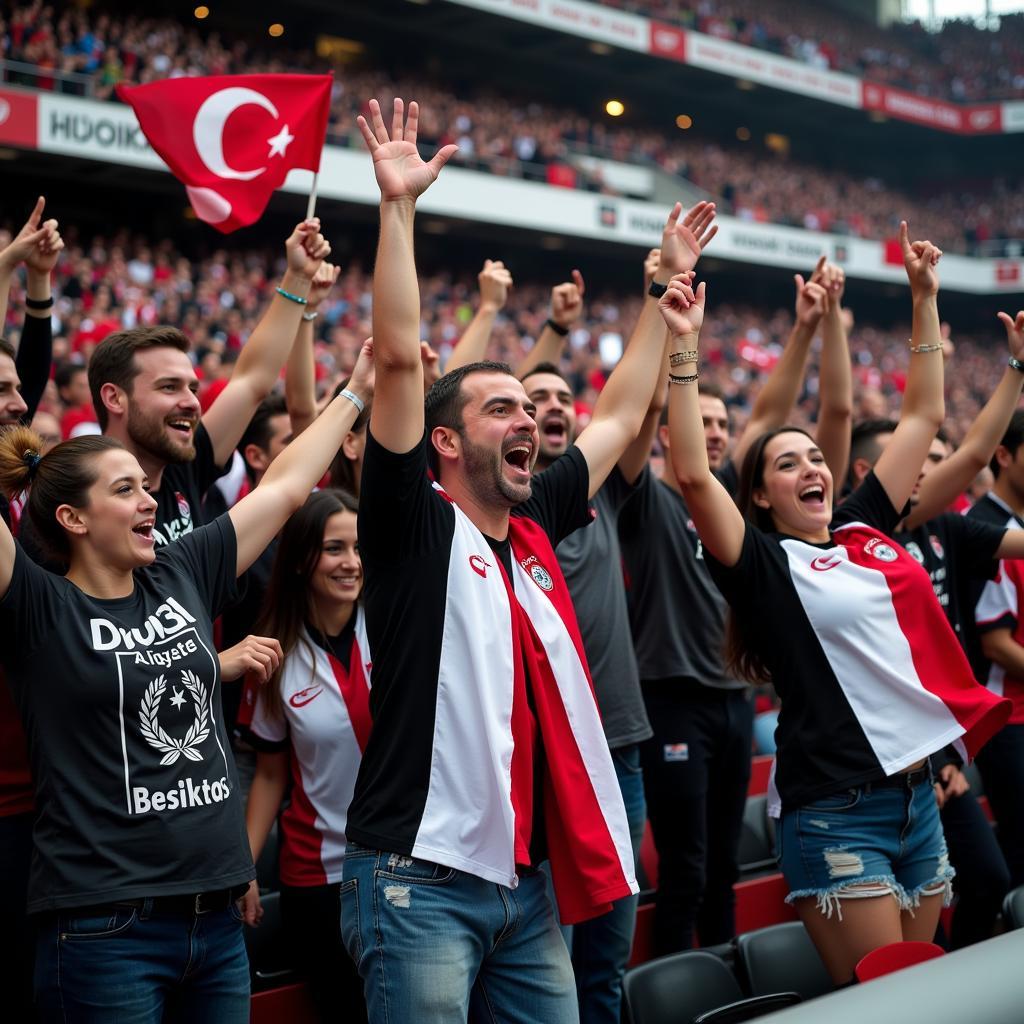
[189,423,232,496]
[357,429,453,563]
[616,465,656,539]
[514,445,591,547]
[14,313,53,422]
[952,513,1006,582]
[0,543,66,672]
[703,523,776,609]
[156,514,240,618]
[596,464,641,512]
[832,469,906,534]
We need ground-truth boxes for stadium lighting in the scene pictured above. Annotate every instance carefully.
[268,23,284,37]
[588,42,614,55]
[735,79,756,91]
[736,126,751,141]
[193,5,210,18]
[675,114,693,130]
[605,99,625,117]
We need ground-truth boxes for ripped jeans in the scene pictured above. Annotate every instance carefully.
[340,844,578,1024]
[777,773,954,921]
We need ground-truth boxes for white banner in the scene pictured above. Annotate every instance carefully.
[1001,101,1024,133]
[442,0,648,50]
[27,93,1022,296]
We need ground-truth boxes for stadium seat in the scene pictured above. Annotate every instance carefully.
[737,795,776,875]
[250,982,318,1024]
[735,921,833,1001]
[1002,885,1024,930]
[243,891,300,992]
[748,755,774,796]
[854,941,944,982]
[623,950,799,1024]
[693,992,803,1024]
[733,874,798,934]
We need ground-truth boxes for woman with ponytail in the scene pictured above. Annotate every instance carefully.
[240,487,368,1022]
[0,336,374,1024]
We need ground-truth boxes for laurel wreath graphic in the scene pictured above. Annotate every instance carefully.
[139,671,210,766]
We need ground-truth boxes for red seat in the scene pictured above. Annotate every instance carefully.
[250,982,318,1024]
[854,941,945,982]
[747,755,773,797]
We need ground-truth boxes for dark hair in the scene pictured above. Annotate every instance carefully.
[423,360,514,475]
[237,394,288,478]
[0,338,15,361]
[724,425,817,685]
[54,362,87,394]
[0,426,124,560]
[992,410,1024,478]
[88,326,191,430]
[848,418,898,486]
[255,488,360,718]
[520,361,569,387]
[659,380,728,429]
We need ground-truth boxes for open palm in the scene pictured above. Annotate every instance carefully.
[358,98,457,203]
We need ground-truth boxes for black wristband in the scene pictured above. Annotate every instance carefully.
[545,318,570,337]
[648,280,668,299]
[1010,357,1024,374]
[25,296,54,310]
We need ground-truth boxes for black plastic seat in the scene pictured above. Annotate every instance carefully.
[737,795,776,875]
[735,921,834,1001]
[1003,884,1024,930]
[243,890,300,992]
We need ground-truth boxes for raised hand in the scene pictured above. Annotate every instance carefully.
[643,248,661,293]
[900,220,941,298]
[659,201,718,278]
[285,218,330,281]
[357,98,457,204]
[307,261,341,310]
[551,270,585,329]
[793,271,829,328]
[478,259,513,311]
[658,273,702,337]
[998,310,1024,362]
[809,255,845,310]
[0,196,52,271]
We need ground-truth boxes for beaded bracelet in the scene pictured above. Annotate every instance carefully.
[276,286,308,306]
[668,372,699,385]
[909,342,943,353]
[1010,357,1024,374]
[670,351,698,367]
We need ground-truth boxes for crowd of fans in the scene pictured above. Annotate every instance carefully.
[604,0,1024,101]
[2,2,1023,255]
[0,218,1010,452]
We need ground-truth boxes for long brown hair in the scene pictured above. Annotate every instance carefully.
[0,425,124,561]
[724,425,817,685]
[254,488,360,718]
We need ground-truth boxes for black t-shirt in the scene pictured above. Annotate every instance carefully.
[346,430,591,859]
[0,516,252,913]
[892,512,1003,644]
[619,459,744,689]
[706,472,988,809]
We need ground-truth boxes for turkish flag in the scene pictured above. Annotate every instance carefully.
[117,74,332,233]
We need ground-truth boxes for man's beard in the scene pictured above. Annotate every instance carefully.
[126,404,197,464]
[461,432,531,508]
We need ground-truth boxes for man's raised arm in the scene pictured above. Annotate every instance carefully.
[358,98,456,454]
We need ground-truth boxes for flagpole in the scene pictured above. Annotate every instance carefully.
[306,172,319,220]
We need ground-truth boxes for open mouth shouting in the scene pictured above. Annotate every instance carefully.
[502,435,535,481]
[132,518,156,546]
[166,416,198,440]
[540,414,569,449]
[798,483,827,512]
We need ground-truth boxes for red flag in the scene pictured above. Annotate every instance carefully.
[117,74,332,233]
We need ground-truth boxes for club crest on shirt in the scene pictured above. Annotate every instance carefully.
[904,541,925,564]
[139,670,211,766]
[175,491,192,521]
[530,564,554,591]
[930,535,945,559]
[865,537,899,563]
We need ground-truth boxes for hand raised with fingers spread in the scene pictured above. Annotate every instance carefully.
[794,271,829,328]
[551,269,585,329]
[307,261,341,310]
[998,310,1024,362]
[0,196,51,271]
[900,220,941,298]
[285,218,331,281]
[478,259,513,311]
[357,98,458,204]
[658,274,704,337]
[659,200,718,278]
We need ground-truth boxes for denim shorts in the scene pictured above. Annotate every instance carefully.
[777,774,955,920]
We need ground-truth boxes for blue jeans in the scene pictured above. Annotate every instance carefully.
[34,898,250,1023]
[778,774,954,918]
[340,845,578,1024]
[563,743,646,1024]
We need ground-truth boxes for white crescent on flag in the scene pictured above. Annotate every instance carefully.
[193,86,278,181]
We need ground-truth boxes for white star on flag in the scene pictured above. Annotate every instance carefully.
[169,686,187,710]
[267,124,295,159]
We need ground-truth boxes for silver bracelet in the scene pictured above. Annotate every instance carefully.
[302,310,320,322]
[909,342,943,353]
[670,350,698,367]
[340,388,365,414]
